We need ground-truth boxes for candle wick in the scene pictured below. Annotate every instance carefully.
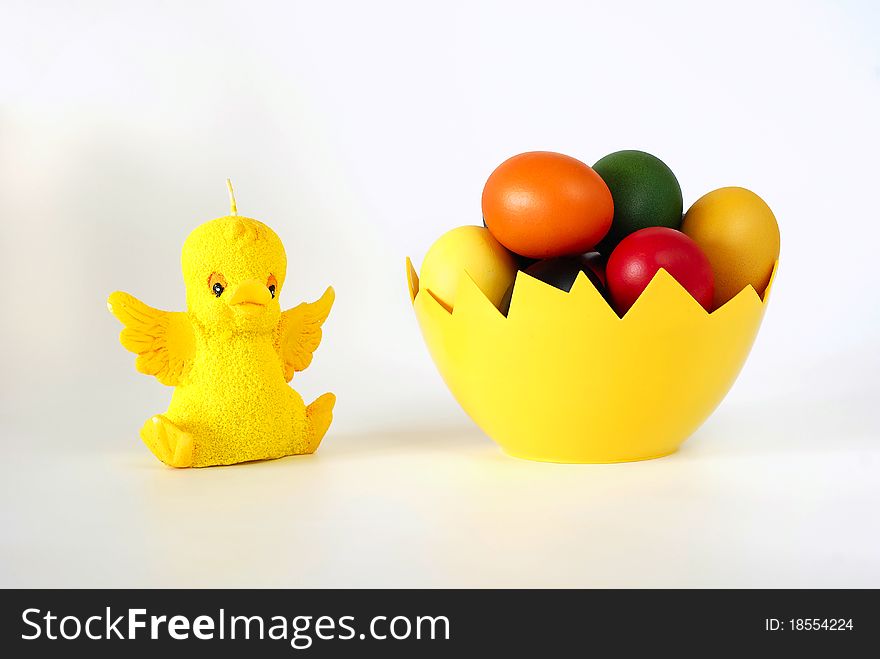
[226,179,238,216]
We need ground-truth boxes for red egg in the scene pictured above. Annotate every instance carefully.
[606,227,714,315]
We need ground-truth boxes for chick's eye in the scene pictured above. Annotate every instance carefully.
[268,284,276,299]
[212,282,224,297]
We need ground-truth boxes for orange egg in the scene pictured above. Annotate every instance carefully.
[481,151,614,259]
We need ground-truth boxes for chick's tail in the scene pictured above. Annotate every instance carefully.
[306,393,336,453]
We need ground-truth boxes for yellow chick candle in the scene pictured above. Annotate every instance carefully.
[108,181,336,468]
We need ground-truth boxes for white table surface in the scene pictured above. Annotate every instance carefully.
[3,394,877,589]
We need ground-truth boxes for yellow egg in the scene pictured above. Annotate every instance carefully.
[682,187,780,308]
[419,226,517,312]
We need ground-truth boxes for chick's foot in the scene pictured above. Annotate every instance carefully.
[140,415,194,468]
[305,393,336,454]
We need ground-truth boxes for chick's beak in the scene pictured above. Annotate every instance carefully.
[229,279,273,310]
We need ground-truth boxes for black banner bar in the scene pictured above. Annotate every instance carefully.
[1,589,876,656]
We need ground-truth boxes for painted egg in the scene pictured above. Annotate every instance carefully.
[681,186,780,308]
[593,150,683,252]
[419,225,518,312]
[606,227,714,315]
[524,255,605,294]
[482,152,613,259]
[582,251,606,286]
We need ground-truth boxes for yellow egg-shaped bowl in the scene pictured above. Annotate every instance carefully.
[406,257,778,463]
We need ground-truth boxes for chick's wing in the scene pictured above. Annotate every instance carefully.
[107,291,196,386]
[276,286,335,382]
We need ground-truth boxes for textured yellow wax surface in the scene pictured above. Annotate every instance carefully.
[109,215,335,468]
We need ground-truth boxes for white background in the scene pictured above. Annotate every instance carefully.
[1,0,878,587]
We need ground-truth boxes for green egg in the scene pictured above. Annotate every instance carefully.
[593,150,683,253]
